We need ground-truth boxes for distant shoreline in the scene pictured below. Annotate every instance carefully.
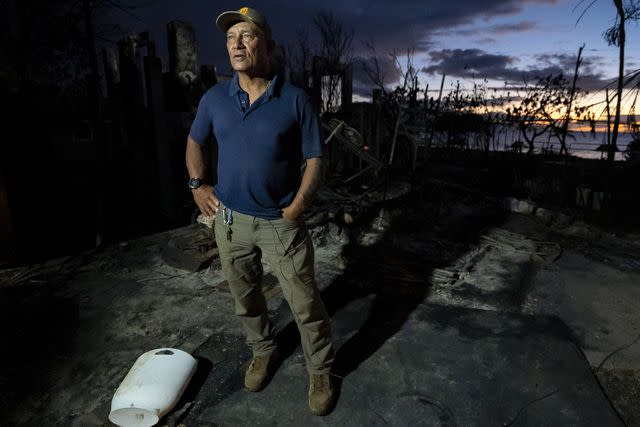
[430,127,636,161]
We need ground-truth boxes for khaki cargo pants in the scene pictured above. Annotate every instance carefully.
[214,205,334,374]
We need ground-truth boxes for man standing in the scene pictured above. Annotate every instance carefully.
[185,7,335,416]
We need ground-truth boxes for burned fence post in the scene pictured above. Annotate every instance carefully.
[311,56,323,113]
[116,32,167,229]
[103,48,120,98]
[144,51,177,221]
[372,88,383,160]
[118,34,148,108]
[167,20,198,87]
[341,62,353,114]
[200,65,218,90]
[311,55,353,114]
[166,21,201,112]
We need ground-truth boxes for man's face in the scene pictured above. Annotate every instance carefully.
[226,21,268,73]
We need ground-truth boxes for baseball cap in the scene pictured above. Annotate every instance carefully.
[216,7,272,41]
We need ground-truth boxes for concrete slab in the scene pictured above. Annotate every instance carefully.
[186,304,622,426]
[524,248,640,426]
[1,186,636,426]
[525,250,640,370]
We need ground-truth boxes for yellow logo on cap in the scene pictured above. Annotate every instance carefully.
[239,7,248,15]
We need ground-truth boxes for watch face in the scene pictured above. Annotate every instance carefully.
[188,178,202,189]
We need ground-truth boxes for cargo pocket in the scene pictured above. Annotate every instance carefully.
[278,226,315,286]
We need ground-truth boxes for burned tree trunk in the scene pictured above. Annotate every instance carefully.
[610,0,626,163]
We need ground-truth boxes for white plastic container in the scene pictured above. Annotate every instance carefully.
[109,348,198,427]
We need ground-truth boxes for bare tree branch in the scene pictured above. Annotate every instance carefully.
[362,40,387,93]
[313,10,353,113]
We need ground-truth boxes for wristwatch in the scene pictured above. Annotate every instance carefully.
[188,177,204,190]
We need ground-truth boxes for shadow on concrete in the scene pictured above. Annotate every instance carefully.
[189,282,624,426]
[159,355,214,426]
[272,183,510,409]
[182,181,624,424]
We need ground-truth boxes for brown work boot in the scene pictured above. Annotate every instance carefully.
[244,350,279,392]
[308,373,334,415]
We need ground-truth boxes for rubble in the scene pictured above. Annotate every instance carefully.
[1,175,639,425]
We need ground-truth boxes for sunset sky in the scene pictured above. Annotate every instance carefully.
[112,0,640,116]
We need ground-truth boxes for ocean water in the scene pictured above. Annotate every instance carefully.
[435,126,638,161]
[565,132,634,160]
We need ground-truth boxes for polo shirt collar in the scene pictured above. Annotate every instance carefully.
[228,73,241,96]
[228,73,279,100]
[266,74,278,99]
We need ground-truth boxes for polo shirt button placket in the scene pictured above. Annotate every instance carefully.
[240,91,249,116]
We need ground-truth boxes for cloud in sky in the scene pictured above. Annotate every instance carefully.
[274,0,558,55]
[301,0,558,97]
[434,20,538,38]
[424,48,514,78]
[262,0,587,97]
[352,54,403,97]
[491,21,538,33]
[422,48,613,91]
[115,0,623,97]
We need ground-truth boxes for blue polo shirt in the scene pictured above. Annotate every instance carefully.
[189,74,324,219]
